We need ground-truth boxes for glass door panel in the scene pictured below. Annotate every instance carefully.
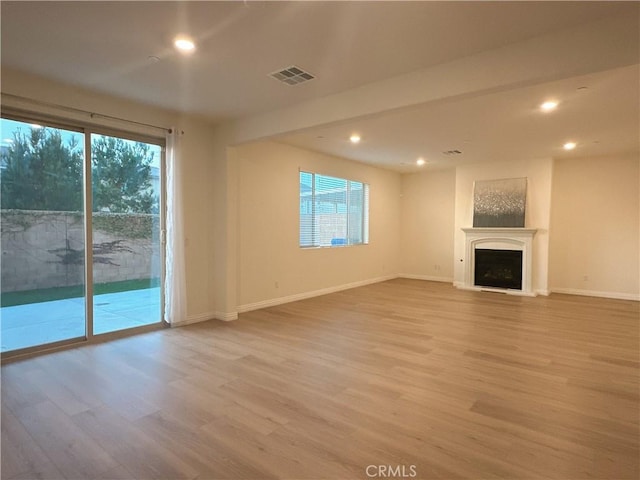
[90,133,162,335]
[1,118,86,352]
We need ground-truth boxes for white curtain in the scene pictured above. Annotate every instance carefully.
[164,129,187,325]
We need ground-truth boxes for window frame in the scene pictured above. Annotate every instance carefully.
[299,170,369,249]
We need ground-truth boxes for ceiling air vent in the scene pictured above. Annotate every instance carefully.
[269,65,315,85]
[442,149,463,156]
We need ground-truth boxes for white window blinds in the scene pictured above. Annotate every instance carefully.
[299,171,369,248]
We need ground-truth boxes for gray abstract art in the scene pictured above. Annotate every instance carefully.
[473,177,527,227]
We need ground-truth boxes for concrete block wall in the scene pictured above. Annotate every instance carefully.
[1,210,160,293]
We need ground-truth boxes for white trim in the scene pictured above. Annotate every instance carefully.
[551,288,640,302]
[171,310,238,327]
[171,312,212,327]
[238,275,397,313]
[215,311,239,322]
[398,274,453,283]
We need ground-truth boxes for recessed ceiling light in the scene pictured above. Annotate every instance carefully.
[416,158,426,166]
[174,36,196,53]
[540,100,558,112]
[563,141,577,150]
[350,134,361,144]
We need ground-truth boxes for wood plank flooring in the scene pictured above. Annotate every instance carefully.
[2,279,639,479]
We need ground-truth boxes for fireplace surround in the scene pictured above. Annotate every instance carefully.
[461,228,537,296]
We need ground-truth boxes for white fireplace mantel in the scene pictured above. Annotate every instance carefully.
[460,227,537,296]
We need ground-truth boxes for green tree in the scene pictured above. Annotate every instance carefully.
[0,127,83,211]
[0,126,157,213]
[91,135,155,214]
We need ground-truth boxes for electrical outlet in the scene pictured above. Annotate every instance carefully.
[583,275,589,281]
[275,281,279,289]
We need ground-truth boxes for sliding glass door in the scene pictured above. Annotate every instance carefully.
[91,133,163,335]
[0,117,164,354]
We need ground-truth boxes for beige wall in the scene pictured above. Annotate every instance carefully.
[177,116,227,320]
[549,154,640,299]
[399,169,456,280]
[453,158,553,294]
[234,141,401,309]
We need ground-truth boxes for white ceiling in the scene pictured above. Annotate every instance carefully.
[279,65,640,172]
[1,1,639,171]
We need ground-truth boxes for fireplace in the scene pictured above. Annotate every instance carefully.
[474,249,523,290]
[460,228,537,296]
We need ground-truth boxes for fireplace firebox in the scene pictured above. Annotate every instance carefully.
[474,249,523,290]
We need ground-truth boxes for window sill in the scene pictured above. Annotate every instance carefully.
[300,243,369,250]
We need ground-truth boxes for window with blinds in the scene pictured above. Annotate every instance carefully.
[299,171,369,248]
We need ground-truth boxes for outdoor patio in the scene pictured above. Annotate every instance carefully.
[0,287,161,352]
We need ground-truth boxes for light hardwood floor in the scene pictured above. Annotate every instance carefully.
[2,279,639,480]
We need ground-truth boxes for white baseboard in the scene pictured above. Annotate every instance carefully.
[238,274,398,313]
[215,311,239,322]
[551,288,640,302]
[398,274,453,283]
[171,310,238,327]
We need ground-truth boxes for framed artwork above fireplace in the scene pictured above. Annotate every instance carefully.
[473,177,527,227]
